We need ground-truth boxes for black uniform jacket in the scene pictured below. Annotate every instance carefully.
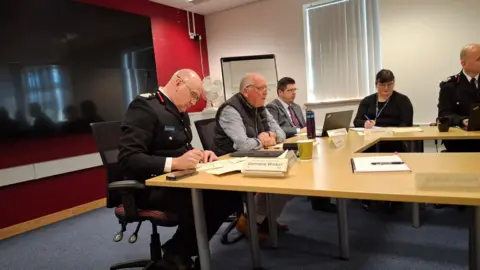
[118,91,193,183]
[438,71,480,127]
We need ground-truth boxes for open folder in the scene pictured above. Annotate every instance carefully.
[351,155,411,173]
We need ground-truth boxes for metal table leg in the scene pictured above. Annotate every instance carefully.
[469,206,480,270]
[191,189,211,270]
[246,192,262,269]
[412,203,421,228]
[266,194,278,248]
[336,199,350,260]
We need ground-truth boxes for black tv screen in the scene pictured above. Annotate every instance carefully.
[0,0,157,140]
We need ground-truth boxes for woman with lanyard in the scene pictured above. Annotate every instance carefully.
[353,69,414,212]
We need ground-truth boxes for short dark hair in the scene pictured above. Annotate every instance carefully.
[277,77,296,95]
[375,69,395,84]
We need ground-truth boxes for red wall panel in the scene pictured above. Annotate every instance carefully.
[77,0,209,112]
[0,167,106,229]
[0,0,210,230]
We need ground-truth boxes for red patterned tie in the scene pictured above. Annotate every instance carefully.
[288,105,300,128]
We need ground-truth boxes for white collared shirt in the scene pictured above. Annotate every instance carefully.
[277,98,301,134]
[463,70,479,88]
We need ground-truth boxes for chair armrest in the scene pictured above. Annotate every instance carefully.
[108,180,145,191]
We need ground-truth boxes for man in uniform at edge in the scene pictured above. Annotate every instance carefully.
[214,73,288,242]
[438,43,480,152]
[118,69,242,269]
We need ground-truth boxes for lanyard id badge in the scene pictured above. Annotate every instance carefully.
[375,94,390,121]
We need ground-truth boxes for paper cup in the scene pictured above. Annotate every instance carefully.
[297,139,314,160]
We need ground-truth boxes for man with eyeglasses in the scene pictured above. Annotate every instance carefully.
[266,77,306,138]
[266,77,337,213]
[214,73,288,243]
[118,69,242,269]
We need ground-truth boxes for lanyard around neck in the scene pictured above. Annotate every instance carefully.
[375,94,390,120]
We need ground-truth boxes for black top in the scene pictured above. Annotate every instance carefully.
[438,71,480,127]
[118,91,193,182]
[353,91,414,127]
[214,93,269,156]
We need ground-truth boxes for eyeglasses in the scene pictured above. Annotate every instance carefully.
[246,85,270,92]
[178,76,201,102]
[283,88,297,93]
[377,82,395,88]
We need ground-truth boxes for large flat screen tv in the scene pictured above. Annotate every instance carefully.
[0,0,157,141]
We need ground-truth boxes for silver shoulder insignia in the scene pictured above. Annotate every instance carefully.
[140,93,152,98]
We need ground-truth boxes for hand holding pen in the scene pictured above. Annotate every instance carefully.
[364,114,376,129]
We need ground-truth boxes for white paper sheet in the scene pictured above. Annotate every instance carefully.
[351,155,411,173]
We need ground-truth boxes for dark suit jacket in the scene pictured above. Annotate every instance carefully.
[266,98,305,138]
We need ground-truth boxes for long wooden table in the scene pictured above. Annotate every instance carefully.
[146,126,480,270]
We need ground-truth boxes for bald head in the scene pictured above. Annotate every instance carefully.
[460,43,480,76]
[239,73,265,92]
[164,69,204,112]
[239,73,268,108]
[460,44,480,61]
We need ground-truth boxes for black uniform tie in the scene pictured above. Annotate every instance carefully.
[471,78,478,90]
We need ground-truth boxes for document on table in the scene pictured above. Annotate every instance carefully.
[351,155,411,173]
[390,127,423,133]
[196,157,248,175]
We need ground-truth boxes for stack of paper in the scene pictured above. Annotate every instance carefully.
[390,127,423,133]
[196,157,248,175]
[351,155,411,173]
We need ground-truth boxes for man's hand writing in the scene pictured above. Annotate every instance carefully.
[202,150,218,163]
[172,149,203,170]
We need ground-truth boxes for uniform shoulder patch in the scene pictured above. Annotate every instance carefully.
[139,92,156,99]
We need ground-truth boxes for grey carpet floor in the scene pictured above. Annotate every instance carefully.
[0,196,470,270]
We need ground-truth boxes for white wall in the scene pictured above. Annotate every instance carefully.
[380,0,480,124]
[206,0,480,125]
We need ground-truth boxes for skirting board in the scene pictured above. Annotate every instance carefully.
[0,198,106,240]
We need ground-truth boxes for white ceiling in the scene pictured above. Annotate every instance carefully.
[150,0,261,15]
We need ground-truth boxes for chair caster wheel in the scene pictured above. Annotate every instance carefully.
[114,232,123,242]
[129,234,138,243]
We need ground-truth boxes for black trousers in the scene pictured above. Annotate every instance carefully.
[443,139,480,152]
[139,188,242,257]
[363,141,407,153]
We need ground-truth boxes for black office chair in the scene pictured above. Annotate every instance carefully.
[194,119,245,245]
[91,121,178,270]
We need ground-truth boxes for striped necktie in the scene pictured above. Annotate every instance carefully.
[288,105,301,128]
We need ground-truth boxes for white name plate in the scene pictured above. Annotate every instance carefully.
[327,128,348,137]
[415,173,480,191]
[242,158,289,173]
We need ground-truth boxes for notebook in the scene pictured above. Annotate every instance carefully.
[351,155,411,173]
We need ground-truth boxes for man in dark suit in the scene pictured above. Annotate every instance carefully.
[438,43,480,152]
[266,77,306,138]
[266,77,337,213]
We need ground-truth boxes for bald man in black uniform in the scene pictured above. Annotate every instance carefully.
[438,43,480,152]
[118,69,241,269]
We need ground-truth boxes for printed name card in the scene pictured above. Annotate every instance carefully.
[415,173,480,191]
[326,128,348,137]
[327,128,347,148]
[242,158,289,172]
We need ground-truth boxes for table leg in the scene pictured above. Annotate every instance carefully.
[412,203,421,228]
[246,192,262,269]
[469,206,480,270]
[266,194,278,248]
[191,189,211,270]
[337,199,350,260]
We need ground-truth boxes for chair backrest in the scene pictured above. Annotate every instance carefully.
[194,118,217,151]
[90,121,123,208]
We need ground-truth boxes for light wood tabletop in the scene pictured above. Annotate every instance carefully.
[146,126,480,205]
